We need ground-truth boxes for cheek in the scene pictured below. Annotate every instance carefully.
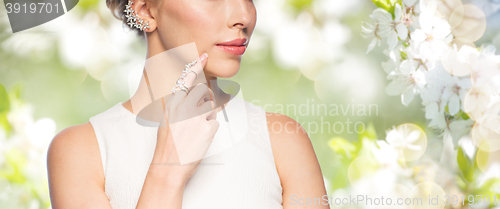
[160,3,220,48]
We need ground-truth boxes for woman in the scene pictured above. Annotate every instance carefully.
[46,0,328,208]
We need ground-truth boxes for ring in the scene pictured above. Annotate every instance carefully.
[185,60,197,68]
[171,87,180,94]
[180,84,189,92]
[171,89,187,94]
[187,70,198,79]
[171,84,189,94]
[171,59,198,95]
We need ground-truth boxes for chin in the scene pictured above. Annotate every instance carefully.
[205,58,241,78]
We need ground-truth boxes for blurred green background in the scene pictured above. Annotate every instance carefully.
[1,0,499,208]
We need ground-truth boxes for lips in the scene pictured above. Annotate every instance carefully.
[216,38,247,56]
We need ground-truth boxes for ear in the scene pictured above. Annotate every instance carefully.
[128,0,157,32]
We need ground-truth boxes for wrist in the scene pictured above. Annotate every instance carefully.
[147,164,188,188]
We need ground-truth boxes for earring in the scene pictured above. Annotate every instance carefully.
[124,0,150,31]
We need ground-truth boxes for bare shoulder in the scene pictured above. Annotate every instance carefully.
[47,122,109,208]
[48,122,101,171]
[47,122,104,183]
[49,122,97,150]
[265,112,328,208]
[265,112,310,154]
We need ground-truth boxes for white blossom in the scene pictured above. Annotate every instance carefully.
[441,45,478,76]
[386,126,422,151]
[471,45,500,86]
[362,5,409,53]
[385,57,427,106]
[409,12,452,63]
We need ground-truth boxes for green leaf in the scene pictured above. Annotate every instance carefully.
[286,0,313,12]
[9,84,22,100]
[0,112,12,135]
[372,0,401,17]
[78,0,100,10]
[400,50,408,60]
[357,122,377,141]
[328,137,357,159]
[372,0,393,11]
[457,146,474,182]
[0,149,27,184]
[0,84,12,135]
[458,110,470,120]
[0,84,9,113]
[455,175,467,190]
[330,158,350,190]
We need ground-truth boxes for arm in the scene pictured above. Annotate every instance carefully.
[47,122,186,209]
[47,123,112,209]
[266,113,329,209]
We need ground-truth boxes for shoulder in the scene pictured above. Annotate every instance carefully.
[265,112,328,203]
[47,123,112,207]
[265,112,314,168]
[48,122,99,159]
[47,122,105,190]
[265,112,309,145]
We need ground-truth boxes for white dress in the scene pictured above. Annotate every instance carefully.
[89,94,283,209]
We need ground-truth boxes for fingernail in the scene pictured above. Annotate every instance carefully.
[200,53,208,62]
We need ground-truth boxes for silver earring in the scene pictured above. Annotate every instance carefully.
[124,0,150,31]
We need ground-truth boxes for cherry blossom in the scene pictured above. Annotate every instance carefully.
[385,58,427,105]
[363,0,500,147]
[409,12,452,63]
[362,4,409,53]
[386,126,422,151]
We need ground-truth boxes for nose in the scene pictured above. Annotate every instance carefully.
[227,0,254,29]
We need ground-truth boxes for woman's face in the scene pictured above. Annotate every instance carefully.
[152,0,257,78]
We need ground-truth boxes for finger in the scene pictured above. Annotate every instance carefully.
[170,53,208,106]
[198,99,215,115]
[183,53,208,89]
[187,83,213,107]
[168,89,188,109]
[202,104,217,120]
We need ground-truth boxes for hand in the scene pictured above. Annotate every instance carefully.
[151,53,219,184]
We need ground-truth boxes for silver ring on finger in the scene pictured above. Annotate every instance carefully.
[187,70,198,79]
[171,86,180,94]
[170,84,185,94]
[185,60,197,68]
[180,84,189,93]
[171,83,190,95]
[171,59,197,95]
